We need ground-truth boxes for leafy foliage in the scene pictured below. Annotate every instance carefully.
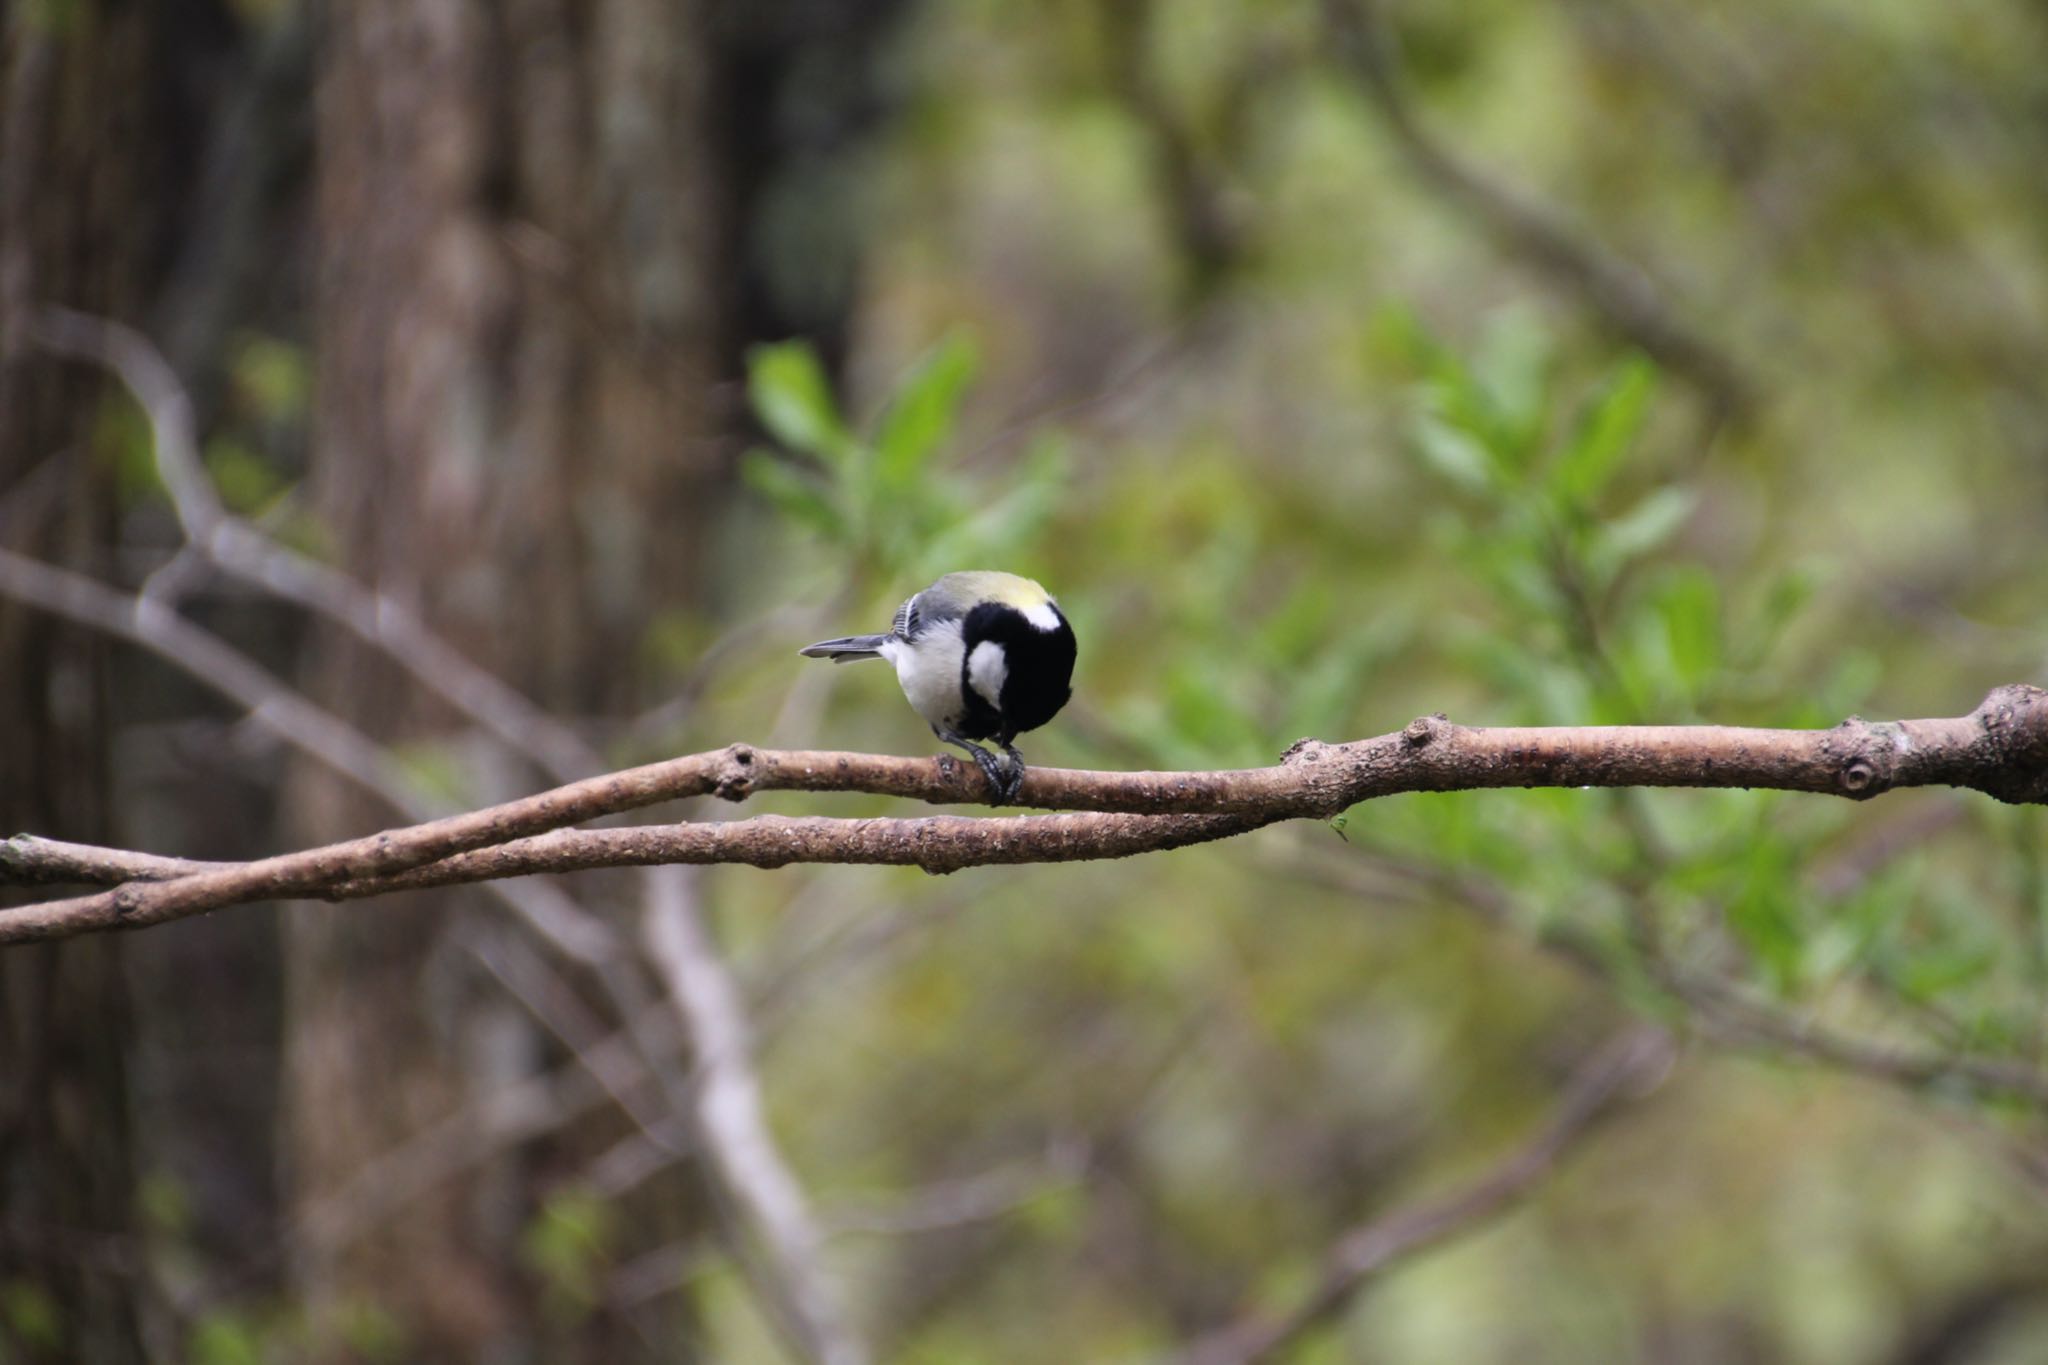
[744,333,1067,586]
[714,287,2048,1357]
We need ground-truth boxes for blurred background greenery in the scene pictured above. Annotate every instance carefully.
[4,0,2048,1361]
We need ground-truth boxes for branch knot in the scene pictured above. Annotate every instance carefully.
[1831,717,1903,799]
[714,744,758,801]
[1402,714,1449,748]
[1971,684,2048,805]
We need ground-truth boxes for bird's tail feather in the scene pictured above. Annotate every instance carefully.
[799,634,889,663]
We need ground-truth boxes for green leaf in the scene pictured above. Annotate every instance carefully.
[1653,566,1722,693]
[522,1190,618,1320]
[387,740,471,807]
[913,432,1067,578]
[139,1169,193,1237]
[1471,307,1553,458]
[2,1280,62,1350]
[336,1301,406,1362]
[1728,875,1803,989]
[741,449,846,540]
[204,437,285,515]
[1814,648,1881,721]
[1368,302,1447,372]
[1732,565,1817,671]
[873,333,979,489]
[1556,356,1656,502]
[1894,941,1997,1004]
[1590,485,1695,581]
[188,1315,263,1365]
[230,333,311,422]
[95,392,164,509]
[746,341,853,462]
[1411,411,1498,494]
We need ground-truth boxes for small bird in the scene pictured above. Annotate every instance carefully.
[801,571,1076,803]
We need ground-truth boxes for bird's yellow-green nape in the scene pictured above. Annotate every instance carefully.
[923,570,1054,614]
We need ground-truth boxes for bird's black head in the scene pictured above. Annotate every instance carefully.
[958,600,1076,743]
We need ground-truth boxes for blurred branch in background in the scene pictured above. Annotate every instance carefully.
[644,866,865,1365]
[15,0,2048,1356]
[6,315,863,1365]
[1322,0,1752,420]
[1288,836,2048,1116]
[1171,1028,1675,1365]
[1097,0,1263,306]
[30,308,598,783]
[8,310,2047,1359]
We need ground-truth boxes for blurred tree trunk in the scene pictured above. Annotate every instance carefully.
[291,0,732,1357]
[0,6,174,1361]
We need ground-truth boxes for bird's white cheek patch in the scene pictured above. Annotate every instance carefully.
[1020,601,1061,632]
[967,640,1008,707]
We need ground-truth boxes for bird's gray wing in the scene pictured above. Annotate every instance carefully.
[894,588,968,642]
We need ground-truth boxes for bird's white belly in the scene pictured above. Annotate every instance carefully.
[881,623,966,730]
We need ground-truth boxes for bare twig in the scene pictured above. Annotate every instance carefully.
[0,542,620,961]
[644,869,865,1365]
[1664,969,2048,1108]
[606,1136,1088,1318]
[21,315,865,1365]
[31,306,599,782]
[1168,1028,1674,1365]
[822,1138,1088,1237]
[460,925,681,1140]
[33,307,855,1359]
[1290,832,2048,1110]
[297,1019,674,1253]
[1321,0,1751,416]
[0,543,419,804]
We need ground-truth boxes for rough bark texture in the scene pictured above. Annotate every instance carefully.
[292,1,729,1355]
[0,6,158,1359]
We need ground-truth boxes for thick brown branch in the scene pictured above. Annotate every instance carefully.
[4,686,2045,945]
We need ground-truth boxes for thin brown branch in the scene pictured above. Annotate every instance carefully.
[3,679,2045,944]
[1169,1028,1674,1365]
[0,542,620,960]
[0,836,226,886]
[356,811,1266,889]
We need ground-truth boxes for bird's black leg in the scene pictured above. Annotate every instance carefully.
[935,727,1010,805]
[998,740,1027,804]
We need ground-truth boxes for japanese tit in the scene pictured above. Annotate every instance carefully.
[801,571,1077,803]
